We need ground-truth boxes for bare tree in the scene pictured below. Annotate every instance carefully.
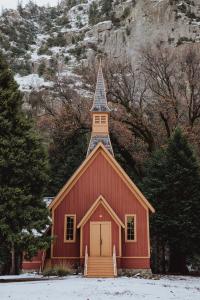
[104,59,156,152]
[179,46,200,128]
[35,72,91,146]
[140,45,184,137]
[141,44,200,135]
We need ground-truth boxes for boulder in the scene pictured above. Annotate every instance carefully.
[93,21,113,33]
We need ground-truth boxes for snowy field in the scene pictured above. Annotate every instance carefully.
[0,275,200,300]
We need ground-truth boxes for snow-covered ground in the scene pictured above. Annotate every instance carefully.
[0,273,41,280]
[0,275,200,300]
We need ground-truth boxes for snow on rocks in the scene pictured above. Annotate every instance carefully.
[68,4,89,32]
[93,21,113,33]
[15,74,54,92]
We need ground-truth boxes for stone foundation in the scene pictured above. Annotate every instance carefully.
[118,268,152,277]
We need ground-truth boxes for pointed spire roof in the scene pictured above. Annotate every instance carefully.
[91,60,110,112]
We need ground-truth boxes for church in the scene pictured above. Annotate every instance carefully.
[23,61,155,277]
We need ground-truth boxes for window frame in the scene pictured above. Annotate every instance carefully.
[64,214,76,243]
[125,214,137,243]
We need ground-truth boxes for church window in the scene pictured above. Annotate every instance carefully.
[64,215,76,242]
[125,215,136,242]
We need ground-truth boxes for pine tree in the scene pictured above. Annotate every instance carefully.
[143,129,200,273]
[0,52,50,274]
[101,0,113,17]
[89,2,100,25]
[48,129,88,196]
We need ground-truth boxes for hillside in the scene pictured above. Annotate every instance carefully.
[0,0,200,99]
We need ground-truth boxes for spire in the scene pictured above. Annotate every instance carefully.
[91,59,110,112]
[87,60,113,156]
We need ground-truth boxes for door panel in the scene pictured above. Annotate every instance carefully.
[101,223,112,256]
[90,223,100,256]
[90,222,111,257]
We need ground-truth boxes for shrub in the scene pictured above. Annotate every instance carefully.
[89,2,101,25]
[65,56,70,63]
[43,264,72,277]
[125,26,131,36]
[122,6,131,19]
[186,11,196,19]
[38,62,46,76]
[68,45,86,60]
[56,15,69,26]
[47,33,66,48]
[56,266,71,277]
[37,45,52,55]
[177,36,194,46]
[43,268,57,277]
[10,46,26,56]
[178,3,187,13]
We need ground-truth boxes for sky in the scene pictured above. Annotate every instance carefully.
[0,0,58,10]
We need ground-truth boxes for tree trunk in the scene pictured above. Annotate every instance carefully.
[169,248,188,274]
[15,251,22,275]
[10,242,15,275]
[161,244,166,274]
[150,236,157,273]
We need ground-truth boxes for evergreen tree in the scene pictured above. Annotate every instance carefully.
[101,0,113,17]
[48,129,88,196]
[89,2,100,25]
[0,52,50,274]
[143,129,200,273]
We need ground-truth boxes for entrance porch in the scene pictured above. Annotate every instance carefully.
[77,195,125,277]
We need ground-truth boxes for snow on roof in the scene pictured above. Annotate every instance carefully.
[43,197,54,207]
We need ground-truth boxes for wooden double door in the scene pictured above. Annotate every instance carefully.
[90,222,112,256]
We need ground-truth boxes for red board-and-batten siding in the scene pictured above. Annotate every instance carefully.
[51,146,152,269]
[22,251,44,271]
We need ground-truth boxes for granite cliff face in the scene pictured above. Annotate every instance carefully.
[85,0,200,64]
[0,0,200,93]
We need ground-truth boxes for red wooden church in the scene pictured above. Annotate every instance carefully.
[23,62,155,277]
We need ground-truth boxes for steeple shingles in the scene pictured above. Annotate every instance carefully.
[91,60,110,112]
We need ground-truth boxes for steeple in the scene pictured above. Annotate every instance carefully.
[87,60,113,156]
[91,59,111,113]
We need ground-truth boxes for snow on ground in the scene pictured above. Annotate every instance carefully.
[0,275,200,300]
[0,273,41,280]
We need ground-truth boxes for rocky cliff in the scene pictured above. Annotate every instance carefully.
[0,0,199,94]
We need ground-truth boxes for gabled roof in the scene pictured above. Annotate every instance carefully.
[49,142,155,213]
[77,195,125,228]
[91,60,110,112]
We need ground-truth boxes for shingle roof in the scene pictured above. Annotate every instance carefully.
[91,60,110,112]
[87,135,114,156]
